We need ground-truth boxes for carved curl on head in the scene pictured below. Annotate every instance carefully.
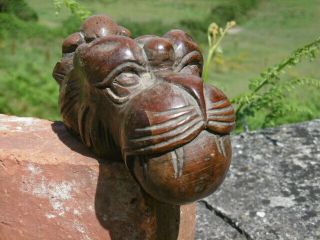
[53,15,235,204]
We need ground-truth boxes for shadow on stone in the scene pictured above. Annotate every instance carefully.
[51,122,158,239]
[51,121,95,158]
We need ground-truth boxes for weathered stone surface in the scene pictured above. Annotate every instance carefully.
[196,120,320,240]
[0,114,195,240]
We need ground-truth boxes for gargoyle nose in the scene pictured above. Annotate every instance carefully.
[161,74,207,121]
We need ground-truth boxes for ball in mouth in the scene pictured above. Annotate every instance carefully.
[126,131,232,205]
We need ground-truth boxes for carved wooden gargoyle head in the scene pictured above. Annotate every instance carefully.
[53,15,235,205]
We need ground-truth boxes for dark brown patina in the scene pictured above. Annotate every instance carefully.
[53,15,235,204]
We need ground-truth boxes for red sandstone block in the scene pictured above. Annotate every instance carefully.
[0,114,195,240]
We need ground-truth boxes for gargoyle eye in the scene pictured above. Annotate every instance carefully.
[105,69,142,104]
[94,62,145,89]
[180,64,201,76]
[113,72,140,87]
[174,51,203,76]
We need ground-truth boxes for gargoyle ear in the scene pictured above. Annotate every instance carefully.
[52,58,72,85]
[62,32,85,54]
[52,32,85,85]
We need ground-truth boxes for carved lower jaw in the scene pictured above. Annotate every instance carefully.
[124,130,232,205]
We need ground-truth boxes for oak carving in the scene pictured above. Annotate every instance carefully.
[53,15,235,204]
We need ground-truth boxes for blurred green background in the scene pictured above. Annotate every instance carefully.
[0,0,319,130]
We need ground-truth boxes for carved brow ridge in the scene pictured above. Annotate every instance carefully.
[174,51,202,72]
[93,61,146,89]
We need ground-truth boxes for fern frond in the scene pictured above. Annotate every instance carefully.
[233,37,320,130]
[234,37,320,116]
[284,77,320,91]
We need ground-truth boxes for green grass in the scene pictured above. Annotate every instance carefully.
[0,34,61,119]
[0,0,319,129]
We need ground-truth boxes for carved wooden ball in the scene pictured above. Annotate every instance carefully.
[129,131,232,204]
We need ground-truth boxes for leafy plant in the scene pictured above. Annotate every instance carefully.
[203,20,320,131]
[53,0,91,20]
[203,21,236,82]
[232,37,320,130]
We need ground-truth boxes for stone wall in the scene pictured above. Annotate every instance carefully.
[196,120,320,240]
[0,114,319,239]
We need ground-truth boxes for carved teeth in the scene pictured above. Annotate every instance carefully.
[214,135,227,158]
[171,148,184,178]
[171,151,178,178]
[214,135,222,155]
[219,137,226,158]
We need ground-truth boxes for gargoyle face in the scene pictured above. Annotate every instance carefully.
[53,15,235,204]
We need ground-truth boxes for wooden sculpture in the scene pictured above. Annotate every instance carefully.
[53,15,235,205]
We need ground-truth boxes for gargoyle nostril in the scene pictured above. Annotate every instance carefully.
[161,74,207,121]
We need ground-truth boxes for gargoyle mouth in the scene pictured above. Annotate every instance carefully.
[122,78,235,158]
[121,79,235,204]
